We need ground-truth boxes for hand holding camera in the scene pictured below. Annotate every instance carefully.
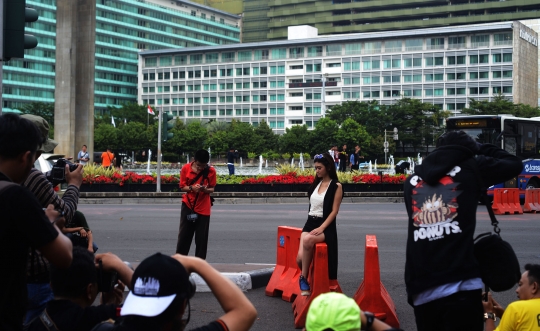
[44,204,66,230]
[95,252,134,293]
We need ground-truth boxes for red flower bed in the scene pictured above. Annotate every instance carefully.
[351,173,407,184]
[241,172,314,185]
[83,172,180,186]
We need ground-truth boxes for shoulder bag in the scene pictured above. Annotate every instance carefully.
[474,165,521,292]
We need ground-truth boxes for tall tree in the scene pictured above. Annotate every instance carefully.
[334,118,371,151]
[94,123,118,151]
[326,100,391,136]
[279,125,312,154]
[462,94,540,117]
[310,117,339,155]
[21,102,55,135]
[253,120,279,154]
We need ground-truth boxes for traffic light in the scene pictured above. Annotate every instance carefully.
[161,112,174,142]
[2,0,39,61]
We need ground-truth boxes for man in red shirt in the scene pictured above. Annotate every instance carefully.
[176,149,216,259]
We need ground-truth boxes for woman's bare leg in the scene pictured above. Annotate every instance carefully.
[300,232,325,279]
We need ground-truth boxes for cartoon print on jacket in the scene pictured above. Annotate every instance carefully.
[410,174,462,242]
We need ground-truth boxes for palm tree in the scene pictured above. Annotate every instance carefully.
[205,120,230,135]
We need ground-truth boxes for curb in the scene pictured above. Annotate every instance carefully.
[192,267,275,292]
[78,192,404,205]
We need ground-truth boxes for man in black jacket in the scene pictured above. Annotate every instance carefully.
[403,131,522,331]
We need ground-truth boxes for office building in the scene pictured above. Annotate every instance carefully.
[2,0,241,114]
[243,0,540,42]
[139,21,538,133]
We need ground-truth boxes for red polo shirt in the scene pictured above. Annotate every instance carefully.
[180,163,216,216]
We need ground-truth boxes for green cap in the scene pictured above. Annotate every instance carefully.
[306,292,361,331]
[21,114,58,153]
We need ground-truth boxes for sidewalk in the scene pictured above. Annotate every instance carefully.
[127,262,275,292]
[79,192,404,204]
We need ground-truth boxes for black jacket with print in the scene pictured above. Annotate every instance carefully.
[403,144,522,304]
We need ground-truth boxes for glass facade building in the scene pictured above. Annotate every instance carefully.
[139,22,538,133]
[244,0,540,42]
[2,0,241,114]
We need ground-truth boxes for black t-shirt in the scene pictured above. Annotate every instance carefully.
[101,319,227,331]
[0,173,58,331]
[27,300,118,331]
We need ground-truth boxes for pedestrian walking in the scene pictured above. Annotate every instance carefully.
[297,153,343,296]
[338,144,348,172]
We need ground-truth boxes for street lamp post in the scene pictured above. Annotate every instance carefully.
[384,127,398,164]
[321,73,328,115]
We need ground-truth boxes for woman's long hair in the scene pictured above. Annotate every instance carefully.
[309,153,339,195]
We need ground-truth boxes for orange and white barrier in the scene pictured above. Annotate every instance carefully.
[353,235,400,328]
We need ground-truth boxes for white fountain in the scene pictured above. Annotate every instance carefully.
[389,155,395,175]
[207,147,211,166]
[299,153,305,171]
[374,159,377,171]
[291,157,294,167]
[417,153,422,165]
[265,159,268,168]
[146,149,152,175]
[186,153,189,164]
[368,160,373,174]
[258,155,263,174]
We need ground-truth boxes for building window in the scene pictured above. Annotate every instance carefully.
[503,86,512,93]
[364,42,381,54]
[306,64,321,72]
[271,48,287,60]
[290,92,303,97]
[290,106,303,111]
[448,36,466,49]
[254,50,269,60]
[190,54,202,64]
[191,10,196,16]
[494,33,512,46]
[238,51,252,61]
[201,13,206,19]
[326,63,341,68]
[405,39,423,51]
[308,46,323,57]
[385,40,402,52]
[290,65,303,70]
[221,52,235,62]
[472,35,489,47]
[427,38,444,50]
[345,43,361,55]
[425,56,443,66]
[145,57,157,67]
[289,47,304,58]
[206,53,219,63]
[326,44,342,56]
[174,55,187,65]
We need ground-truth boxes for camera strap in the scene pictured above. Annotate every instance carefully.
[38,309,60,331]
[186,166,210,212]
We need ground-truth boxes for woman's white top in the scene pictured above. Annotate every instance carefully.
[309,181,328,218]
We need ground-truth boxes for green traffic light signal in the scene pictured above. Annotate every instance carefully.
[162,112,174,142]
[2,0,39,60]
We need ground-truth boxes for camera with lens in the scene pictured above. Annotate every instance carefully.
[96,259,119,293]
[46,158,78,185]
[187,275,196,299]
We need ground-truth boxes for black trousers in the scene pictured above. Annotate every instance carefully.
[413,289,483,331]
[176,203,211,259]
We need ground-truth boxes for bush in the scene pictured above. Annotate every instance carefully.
[248,152,257,159]
[281,152,291,160]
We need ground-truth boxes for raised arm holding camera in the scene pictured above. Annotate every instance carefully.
[98,253,256,331]
[26,247,134,331]
[19,114,85,323]
[0,113,73,331]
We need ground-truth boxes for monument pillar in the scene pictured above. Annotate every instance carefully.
[54,0,96,161]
